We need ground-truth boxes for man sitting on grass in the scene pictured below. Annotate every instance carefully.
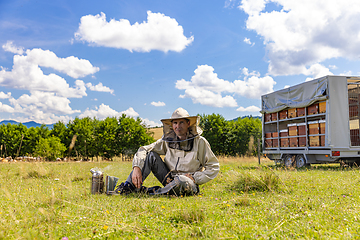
[114,107,220,196]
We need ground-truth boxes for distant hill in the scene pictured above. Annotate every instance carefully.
[0,120,54,129]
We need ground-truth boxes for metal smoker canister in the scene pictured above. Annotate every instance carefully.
[90,169,104,194]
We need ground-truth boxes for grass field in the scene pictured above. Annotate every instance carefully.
[1,157,360,239]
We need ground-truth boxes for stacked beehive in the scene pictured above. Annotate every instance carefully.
[288,123,298,147]
[264,101,327,148]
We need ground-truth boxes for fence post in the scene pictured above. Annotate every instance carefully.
[258,138,261,165]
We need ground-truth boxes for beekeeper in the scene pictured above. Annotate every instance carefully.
[115,107,220,196]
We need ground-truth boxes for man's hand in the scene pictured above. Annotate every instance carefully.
[185,173,195,183]
[132,167,143,189]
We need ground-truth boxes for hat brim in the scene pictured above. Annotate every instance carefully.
[160,115,199,127]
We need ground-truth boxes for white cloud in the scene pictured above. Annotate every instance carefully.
[75,11,194,53]
[236,105,261,113]
[79,104,120,119]
[10,91,80,115]
[78,105,159,128]
[0,45,104,123]
[79,105,140,120]
[141,118,162,128]
[121,107,139,118]
[86,82,114,94]
[341,70,353,76]
[151,101,166,107]
[0,92,11,99]
[240,0,267,16]
[244,37,254,46]
[0,90,79,124]
[176,65,276,107]
[0,102,15,113]
[23,48,99,79]
[2,41,24,55]
[240,0,360,77]
[179,87,238,107]
[0,48,98,98]
[304,63,333,81]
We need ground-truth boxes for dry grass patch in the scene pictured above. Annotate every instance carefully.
[148,127,163,140]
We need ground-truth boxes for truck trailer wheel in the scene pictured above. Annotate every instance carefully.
[295,155,307,168]
[284,155,295,168]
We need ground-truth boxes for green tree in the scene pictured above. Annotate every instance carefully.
[225,117,262,156]
[50,121,68,146]
[34,136,66,161]
[199,114,228,155]
[0,123,28,158]
[116,115,154,157]
[66,117,95,159]
[94,117,118,160]
[22,127,38,156]
[21,125,50,157]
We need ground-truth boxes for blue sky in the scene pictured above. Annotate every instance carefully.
[1,0,360,127]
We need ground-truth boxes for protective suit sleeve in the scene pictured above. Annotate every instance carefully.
[192,137,220,185]
[132,139,167,169]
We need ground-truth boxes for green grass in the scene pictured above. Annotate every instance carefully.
[1,159,360,239]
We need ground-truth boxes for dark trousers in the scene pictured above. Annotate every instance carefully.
[126,152,173,187]
[126,151,199,195]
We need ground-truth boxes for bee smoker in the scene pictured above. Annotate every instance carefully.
[90,168,104,194]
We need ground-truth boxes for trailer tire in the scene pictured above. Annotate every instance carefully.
[295,155,307,168]
[284,155,295,168]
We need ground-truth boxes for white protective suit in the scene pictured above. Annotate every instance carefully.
[132,108,220,185]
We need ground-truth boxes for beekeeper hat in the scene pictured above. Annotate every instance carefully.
[161,108,203,137]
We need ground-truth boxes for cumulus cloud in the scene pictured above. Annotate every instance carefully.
[10,91,80,115]
[79,104,140,120]
[0,102,15,113]
[175,65,276,107]
[78,104,160,127]
[240,0,360,77]
[0,92,11,99]
[86,82,114,94]
[121,107,139,118]
[236,105,261,113]
[2,41,24,55]
[0,48,99,98]
[74,11,194,52]
[0,44,102,123]
[142,118,162,128]
[151,101,165,107]
[79,104,120,119]
[304,63,333,81]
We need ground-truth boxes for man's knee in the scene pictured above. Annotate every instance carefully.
[145,151,162,165]
[146,151,159,159]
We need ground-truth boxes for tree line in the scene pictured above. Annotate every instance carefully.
[199,114,262,156]
[0,113,261,161]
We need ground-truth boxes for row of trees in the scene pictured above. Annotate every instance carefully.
[199,114,262,156]
[0,115,154,161]
[0,113,262,161]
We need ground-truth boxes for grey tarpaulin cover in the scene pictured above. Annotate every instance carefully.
[261,76,328,114]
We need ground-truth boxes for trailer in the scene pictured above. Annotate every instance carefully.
[261,75,360,168]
